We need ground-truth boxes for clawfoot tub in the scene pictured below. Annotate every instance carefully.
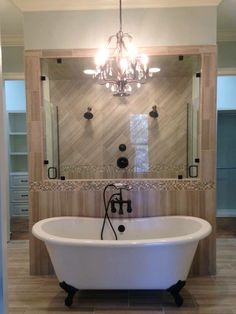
[32,215,211,307]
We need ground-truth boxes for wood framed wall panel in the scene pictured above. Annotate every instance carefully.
[30,234,54,275]
[27,153,42,183]
[29,192,40,274]
[199,52,216,182]
[29,188,215,276]
[28,91,41,122]
[25,50,42,58]
[37,46,217,59]
[201,120,216,151]
[201,54,217,125]
[25,55,44,182]
[26,46,217,276]
[42,49,99,58]
[201,150,216,182]
[25,56,41,92]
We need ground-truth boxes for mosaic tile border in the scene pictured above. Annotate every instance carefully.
[29,179,215,192]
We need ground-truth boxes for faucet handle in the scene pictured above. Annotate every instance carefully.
[127,200,132,213]
[111,200,117,213]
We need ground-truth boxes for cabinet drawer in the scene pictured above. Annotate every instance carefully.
[11,190,29,202]
[11,203,29,216]
[10,175,28,187]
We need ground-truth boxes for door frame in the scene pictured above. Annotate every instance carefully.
[0,37,9,313]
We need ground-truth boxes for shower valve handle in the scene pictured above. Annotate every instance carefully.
[127,200,132,213]
[111,200,117,213]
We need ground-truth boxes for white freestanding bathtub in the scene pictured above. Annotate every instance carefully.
[32,215,211,307]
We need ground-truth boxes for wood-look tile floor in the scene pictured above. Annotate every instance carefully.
[7,238,236,314]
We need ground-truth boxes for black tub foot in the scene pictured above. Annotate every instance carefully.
[167,280,186,307]
[59,281,78,307]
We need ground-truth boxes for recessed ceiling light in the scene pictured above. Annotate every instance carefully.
[83,69,96,75]
[149,67,161,73]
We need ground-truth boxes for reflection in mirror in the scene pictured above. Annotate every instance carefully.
[41,55,200,179]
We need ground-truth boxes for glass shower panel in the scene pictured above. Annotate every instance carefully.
[187,75,200,178]
[42,78,59,179]
[41,55,200,180]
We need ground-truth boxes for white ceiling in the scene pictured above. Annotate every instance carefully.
[0,0,236,46]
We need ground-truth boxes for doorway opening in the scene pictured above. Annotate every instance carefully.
[4,79,29,240]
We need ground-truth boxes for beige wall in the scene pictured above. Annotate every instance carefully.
[23,6,217,49]
[218,41,236,68]
[2,46,24,74]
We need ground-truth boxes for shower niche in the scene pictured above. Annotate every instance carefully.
[41,54,201,180]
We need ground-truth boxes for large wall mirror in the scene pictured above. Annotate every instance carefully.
[41,54,201,180]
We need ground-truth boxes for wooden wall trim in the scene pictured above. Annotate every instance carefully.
[25,45,217,58]
[25,55,44,182]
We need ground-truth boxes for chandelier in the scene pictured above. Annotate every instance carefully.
[84,0,160,96]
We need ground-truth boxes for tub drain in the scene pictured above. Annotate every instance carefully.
[118,225,125,232]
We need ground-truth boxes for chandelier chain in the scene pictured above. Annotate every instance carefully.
[119,0,122,32]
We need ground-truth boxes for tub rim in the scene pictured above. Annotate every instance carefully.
[32,215,212,247]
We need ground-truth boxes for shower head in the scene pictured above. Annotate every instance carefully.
[113,183,132,191]
[84,107,93,120]
[149,105,159,118]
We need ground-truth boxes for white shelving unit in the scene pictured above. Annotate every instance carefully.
[8,111,29,217]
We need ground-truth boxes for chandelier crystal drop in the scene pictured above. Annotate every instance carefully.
[85,0,154,96]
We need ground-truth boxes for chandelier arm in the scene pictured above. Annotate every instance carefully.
[116,33,121,54]
[120,38,127,53]
[107,34,117,46]
[98,79,119,84]
[106,34,119,56]
[128,78,148,84]
[123,33,133,40]
[120,33,133,53]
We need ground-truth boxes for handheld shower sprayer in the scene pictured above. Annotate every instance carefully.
[101,183,133,240]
